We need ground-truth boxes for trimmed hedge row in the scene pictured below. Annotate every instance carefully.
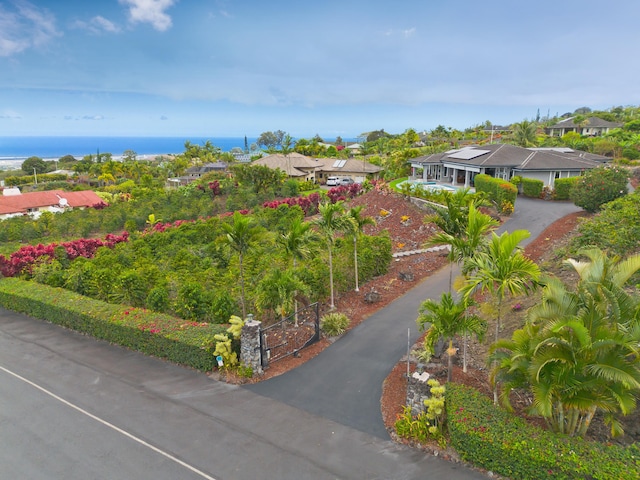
[473,174,517,211]
[446,383,639,480]
[521,177,544,198]
[0,278,226,371]
[553,177,579,200]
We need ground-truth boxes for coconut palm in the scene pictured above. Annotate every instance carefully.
[313,201,351,309]
[345,206,376,292]
[417,292,485,382]
[461,229,541,403]
[220,211,268,318]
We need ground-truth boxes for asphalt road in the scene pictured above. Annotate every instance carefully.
[0,307,486,479]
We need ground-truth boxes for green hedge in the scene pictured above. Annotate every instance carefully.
[553,177,579,200]
[0,278,226,371]
[521,177,544,198]
[474,174,517,211]
[446,383,639,480]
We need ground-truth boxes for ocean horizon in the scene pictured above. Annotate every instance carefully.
[0,136,258,170]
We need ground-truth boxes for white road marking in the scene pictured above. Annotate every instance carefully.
[0,365,218,480]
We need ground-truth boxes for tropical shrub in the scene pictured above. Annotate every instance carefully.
[521,177,543,198]
[571,191,640,256]
[552,177,578,200]
[570,165,629,212]
[0,278,226,371]
[473,174,517,209]
[320,312,350,336]
[446,384,638,480]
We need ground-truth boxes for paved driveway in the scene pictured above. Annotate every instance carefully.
[246,197,583,438]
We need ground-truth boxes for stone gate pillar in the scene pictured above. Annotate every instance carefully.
[240,314,263,376]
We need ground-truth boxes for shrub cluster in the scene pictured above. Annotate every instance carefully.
[446,383,638,479]
[473,174,517,213]
[570,165,629,212]
[0,232,129,277]
[553,177,579,200]
[0,278,227,371]
[320,312,350,336]
[262,192,322,215]
[521,177,543,198]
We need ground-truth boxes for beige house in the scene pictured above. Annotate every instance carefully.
[253,153,382,184]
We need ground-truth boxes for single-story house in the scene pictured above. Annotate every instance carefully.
[0,189,104,220]
[168,161,229,187]
[410,144,609,189]
[546,117,622,137]
[253,153,382,184]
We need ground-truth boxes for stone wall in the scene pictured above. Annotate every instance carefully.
[406,370,433,416]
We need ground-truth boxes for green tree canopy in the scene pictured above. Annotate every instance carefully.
[22,156,48,175]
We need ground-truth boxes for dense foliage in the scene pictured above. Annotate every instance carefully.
[570,165,629,212]
[0,278,227,371]
[446,384,638,479]
[571,190,640,256]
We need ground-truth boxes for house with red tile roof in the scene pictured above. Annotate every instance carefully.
[0,189,104,220]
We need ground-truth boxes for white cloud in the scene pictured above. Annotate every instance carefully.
[73,16,122,34]
[82,115,105,121]
[403,27,416,38]
[119,0,177,32]
[0,1,61,56]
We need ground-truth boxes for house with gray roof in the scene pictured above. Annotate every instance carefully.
[546,117,622,137]
[253,153,382,184]
[410,144,609,189]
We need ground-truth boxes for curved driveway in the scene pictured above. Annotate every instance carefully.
[0,197,581,479]
[246,197,583,438]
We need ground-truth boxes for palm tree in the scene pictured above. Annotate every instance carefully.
[254,268,309,322]
[461,229,541,403]
[425,197,497,291]
[512,120,538,147]
[220,212,267,318]
[277,217,320,325]
[417,292,485,382]
[489,249,640,437]
[345,206,376,292]
[313,201,351,309]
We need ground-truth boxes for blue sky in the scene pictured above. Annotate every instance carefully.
[1,0,639,139]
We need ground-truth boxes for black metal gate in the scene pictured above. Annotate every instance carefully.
[260,302,320,368]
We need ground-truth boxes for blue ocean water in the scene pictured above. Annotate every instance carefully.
[0,136,256,170]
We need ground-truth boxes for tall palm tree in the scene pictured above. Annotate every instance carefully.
[277,217,320,325]
[313,201,351,309]
[345,206,376,292]
[461,229,541,403]
[417,292,485,382]
[220,212,267,318]
[426,199,498,290]
[489,249,640,437]
[426,203,498,372]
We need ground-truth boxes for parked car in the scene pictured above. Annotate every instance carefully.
[340,178,354,185]
[326,176,340,186]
